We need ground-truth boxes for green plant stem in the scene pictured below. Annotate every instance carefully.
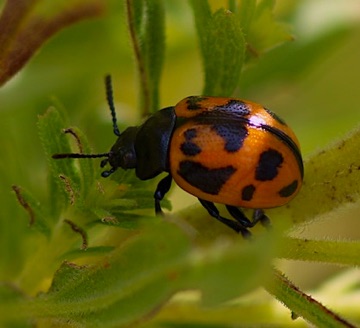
[265,268,356,328]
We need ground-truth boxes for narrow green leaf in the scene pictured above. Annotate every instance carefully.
[280,237,360,266]
[204,8,245,96]
[143,0,165,113]
[188,0,212,56]
[256,0,276,14]
[91,210,146,229]
[60,246,115,262]
[131,0,144,35]
[36,222,192,323]
[185,233,275,306]
[0,282,26,303]
[12,185,51,236]
[190,3,245,96]
[38,107,81,215]
[247,1,293,55]
[0,283,31,328]
[62,126,96,197]
[2,221,276,326]
[237,0,256,34]
[227,0,237,13]
[107,188,171,211]
[45,261,90,296]
[106,198,143,210]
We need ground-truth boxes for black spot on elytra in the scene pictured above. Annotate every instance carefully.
[255,149,283,181]
[264,107,287,125]
[186,96,208,110]
[212,124,248,152]
[180,128,201,156]
[241,184,256,201]
[260,124,304,180]
[178,160,236,195]
[184,128,197,140]
[187,108,249,153]
[279,180,298,197]
[216,99,250,116]
[180,142,201,156]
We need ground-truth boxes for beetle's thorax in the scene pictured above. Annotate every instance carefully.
[104,107,176,180]
[133,107,176,180]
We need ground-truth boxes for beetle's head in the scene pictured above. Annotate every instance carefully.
[52,75,136,178]
[98,126,139,177]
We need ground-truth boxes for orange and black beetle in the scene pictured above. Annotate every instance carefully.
[53,76,303,237]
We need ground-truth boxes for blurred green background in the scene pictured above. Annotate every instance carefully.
[1,0,360,299]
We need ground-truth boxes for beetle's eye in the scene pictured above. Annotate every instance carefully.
[123,151,136,168]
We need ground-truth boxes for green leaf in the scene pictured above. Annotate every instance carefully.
[188,0,212,57]
[0,283,31,328]
[107,188,171,212]
[62,126,96,198]
[186,235,275,306]
[190,3,245,96]
[12,185,51,236]
[89,207,144,230]
[60,246,115,262]
[131,0,144,34]
[247,0,293,55]
[256,0,276,14]
[1,221,276,326]
[38,107,82,215]
[142,0,165,113]
[237,0,257,35]
[204,9,246,96]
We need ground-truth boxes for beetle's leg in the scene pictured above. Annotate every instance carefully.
[100,158,109,167]
[227,206,271,230]
[154,174,172,215]
[253,209,271,229]
[225,205,254,228]
[199,199,251,238]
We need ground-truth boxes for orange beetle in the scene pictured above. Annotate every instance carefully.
[53,77,303,238]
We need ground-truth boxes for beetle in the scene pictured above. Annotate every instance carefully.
[53,75,303,238]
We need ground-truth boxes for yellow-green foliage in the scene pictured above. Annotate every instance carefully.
[1,1,360,327]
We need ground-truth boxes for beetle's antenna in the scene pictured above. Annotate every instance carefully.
[105,75,121,137]
[52,153,109,159]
